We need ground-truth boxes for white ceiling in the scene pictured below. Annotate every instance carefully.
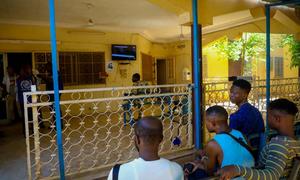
[0,0,191,42]
[0,0,299,43]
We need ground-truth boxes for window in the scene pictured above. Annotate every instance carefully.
[34,52,106,85]
[34,52,52,78]
[274,57,283,78]
[59,52,105,85]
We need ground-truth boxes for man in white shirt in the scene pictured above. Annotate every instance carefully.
[2,66,17,121]
[107,116,184,180]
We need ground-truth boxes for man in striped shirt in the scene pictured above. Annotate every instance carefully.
[219,98,300,179]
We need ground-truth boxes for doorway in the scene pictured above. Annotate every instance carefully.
[156,58,175,85]
[156,59,167,85]
[7,52,32,74]
[1,52,32,126]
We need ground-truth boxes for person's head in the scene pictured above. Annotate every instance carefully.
[132,73,140,83]
[205,105,229,133]
[230,79,252,105]
[19,67,25,77]
[268,98,298,131]
[7,66,14,76]
[23,64,32,76]
[134,116,163,152]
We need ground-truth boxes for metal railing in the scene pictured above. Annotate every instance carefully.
[203,78,300,141]
[24,78,300,179]
[24,84,194,179]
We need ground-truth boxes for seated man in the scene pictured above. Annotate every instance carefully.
[229,79,265,155]
[123,73,148,125]
[185,106,254,179]
[108,116,184,180]
[220,99,300,179]
[131,73,148,95]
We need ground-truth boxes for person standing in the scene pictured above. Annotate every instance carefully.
[16,65,40,135]
[2,66,17,122]
[229,79,265,159]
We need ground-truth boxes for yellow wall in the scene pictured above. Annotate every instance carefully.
[151,40,192,84]
[1,24,297,89]
[0,24,179,113]
[202,34,299,81]
[168,41,192,84]
[0,24,169,89]
[254,45,298,79]
[156,39,229,84]
[202,45,228,79]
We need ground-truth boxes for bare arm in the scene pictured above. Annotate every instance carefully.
[202,140,221,175]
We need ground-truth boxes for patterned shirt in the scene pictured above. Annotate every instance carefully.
[132,81,148,95]
[236,136,300,179]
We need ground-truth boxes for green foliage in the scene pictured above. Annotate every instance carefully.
[213,33,266,62]
[243,33,266,62]
[281,35,300,68]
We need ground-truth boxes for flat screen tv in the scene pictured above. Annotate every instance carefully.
[111,44,136,60]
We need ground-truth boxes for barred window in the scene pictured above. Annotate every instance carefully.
[34,52,106,85]
[59,52,106,85]
[34,52,52,78]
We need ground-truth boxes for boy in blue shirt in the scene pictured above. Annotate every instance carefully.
[229,79,265,157]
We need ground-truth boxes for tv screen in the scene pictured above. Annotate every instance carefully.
[111,44,136,60]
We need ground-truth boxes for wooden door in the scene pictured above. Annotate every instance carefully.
[141,53,154,82]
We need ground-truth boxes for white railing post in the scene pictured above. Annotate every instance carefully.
[24,94,32,180]
[31,85,41,178]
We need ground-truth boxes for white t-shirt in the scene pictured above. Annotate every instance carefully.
[2,74,17,93]
[107,158,184,180]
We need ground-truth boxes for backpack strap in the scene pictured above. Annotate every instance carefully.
[221,132,255,158]
[112,164,121,180]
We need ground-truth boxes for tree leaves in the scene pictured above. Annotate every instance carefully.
[281,35,300,68]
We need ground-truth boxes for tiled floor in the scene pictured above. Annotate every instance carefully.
[0,122,27,180]
[0,112,191,180]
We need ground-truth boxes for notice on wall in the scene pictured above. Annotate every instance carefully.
[107,61,114,72]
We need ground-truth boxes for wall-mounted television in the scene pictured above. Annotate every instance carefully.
[111,44,136,60]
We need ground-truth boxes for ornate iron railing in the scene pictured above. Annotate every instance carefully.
[24,84,194,179]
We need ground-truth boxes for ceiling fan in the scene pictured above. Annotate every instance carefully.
[81,18,119,28]
[70,2,118,32]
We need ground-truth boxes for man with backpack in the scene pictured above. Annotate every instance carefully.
[184,105,254,179]
[108,116,184,180]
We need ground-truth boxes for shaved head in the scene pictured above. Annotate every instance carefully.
[134,117,163,144]
[206,105,228,123]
